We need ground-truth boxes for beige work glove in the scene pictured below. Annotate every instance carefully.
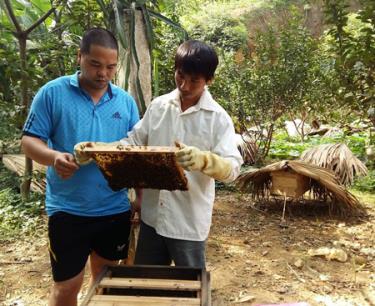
[175,142,232,181]
[73,141,122,165]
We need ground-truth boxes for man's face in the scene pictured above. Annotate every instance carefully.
[175,69,210,104]
[78,44,118,91]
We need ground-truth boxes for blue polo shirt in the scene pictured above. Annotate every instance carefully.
[23,72,140,217]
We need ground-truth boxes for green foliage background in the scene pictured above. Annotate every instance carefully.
[0,165,45,241]
[0,0,374,239]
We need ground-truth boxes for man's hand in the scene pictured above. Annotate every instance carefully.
[73,142,94,165]
[53,152,79,179]
[175,141,232,181]
[175,142,207,171]
[73,141,124,165]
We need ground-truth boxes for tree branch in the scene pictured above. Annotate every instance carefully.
[25,7,55,36]
[4,0,23,33]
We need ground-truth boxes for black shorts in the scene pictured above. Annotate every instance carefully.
[48,210,131,282]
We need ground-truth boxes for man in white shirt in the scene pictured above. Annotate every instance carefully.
[126,40,243,268]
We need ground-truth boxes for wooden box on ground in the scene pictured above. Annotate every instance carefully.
[270,170,310,198]
[81,265,211,306]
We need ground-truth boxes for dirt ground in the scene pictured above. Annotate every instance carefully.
[0,190,374,306]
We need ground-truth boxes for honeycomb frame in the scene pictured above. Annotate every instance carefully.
[82,144,188,191]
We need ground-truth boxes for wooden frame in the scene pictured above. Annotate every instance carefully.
[81,265,211,306]
[82,144,188,191]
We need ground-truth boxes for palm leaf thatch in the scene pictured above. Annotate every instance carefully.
[236,160,365,216]
[234,133,258,165]
[300,143,368,186]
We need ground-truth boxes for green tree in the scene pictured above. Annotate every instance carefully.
[97,0,187,115]
[37,0,105,78]
[181,1,248,52]
[1,0,54,198]
[211,9,320,161]
[323,0,375,125]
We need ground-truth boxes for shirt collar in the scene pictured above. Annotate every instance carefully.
[70,71,115,99]
[168,88,218,112]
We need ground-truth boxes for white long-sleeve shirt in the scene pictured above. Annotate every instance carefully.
[125,88,243,241]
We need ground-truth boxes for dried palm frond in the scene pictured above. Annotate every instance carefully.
[300,143,368,186]
[236,160,365,216]
[234,133,258,165]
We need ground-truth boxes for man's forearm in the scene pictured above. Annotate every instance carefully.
[21,135,58,166]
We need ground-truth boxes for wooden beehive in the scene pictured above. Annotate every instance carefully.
[270,170,310,198]
[82,144,188,191]
[81,265,211,306]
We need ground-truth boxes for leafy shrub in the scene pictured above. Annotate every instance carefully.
[268,130,369,161]
[0,166,45,241]
[353,169,375,193]
[0,164,21,191]
[0,100,22,151]
[182,2,248,52]
[268,132,312,160]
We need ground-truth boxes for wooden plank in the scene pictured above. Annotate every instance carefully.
[108,265,202,280]
[88,302,122,306]
[2,154,46,174]
[87,301,199,306]
[2,154,47,193]
[200,270,211,306]
[99,277,201,291]
[80,267,111,306]
[87,302,115,306]
[82,144,177,153]
[89,295,200,306]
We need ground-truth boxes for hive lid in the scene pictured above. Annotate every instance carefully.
[81,143,188,191]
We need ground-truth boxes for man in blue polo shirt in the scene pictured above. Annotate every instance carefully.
[21,28,139,306]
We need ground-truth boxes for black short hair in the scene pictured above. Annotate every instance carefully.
[174,40,218,81]
[80,28,118,54]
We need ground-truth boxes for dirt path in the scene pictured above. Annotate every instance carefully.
[1,190,374,306]
[208,191,375,305]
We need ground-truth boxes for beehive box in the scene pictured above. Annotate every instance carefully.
[270,170,310,198]
[81,265,211,306]
[82,143,188,191]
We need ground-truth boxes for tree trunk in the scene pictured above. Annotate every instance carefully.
[3,0,54,199]
[117,9,152,114]
[133,10,152,108]
[18,37,32,199]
